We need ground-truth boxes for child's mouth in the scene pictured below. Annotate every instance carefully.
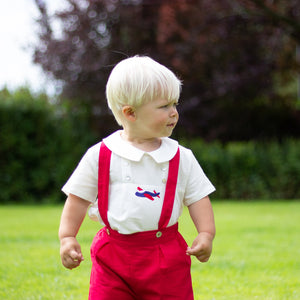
[167,123,176,128]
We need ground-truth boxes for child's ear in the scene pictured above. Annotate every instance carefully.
[122,105,136,122]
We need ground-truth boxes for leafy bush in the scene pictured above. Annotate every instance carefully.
[0,88,96,204]
[181,139,300,200]
[1,88,299,203]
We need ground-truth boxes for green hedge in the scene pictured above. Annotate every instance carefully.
[1,88,299,203]
[181,139,300,200]
[0,88,96,204]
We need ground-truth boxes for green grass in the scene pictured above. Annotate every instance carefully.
[0,202,299,299]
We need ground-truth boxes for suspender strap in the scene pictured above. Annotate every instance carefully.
[158,148,180,229]
[98,142,180,230]
[98,142,112,228]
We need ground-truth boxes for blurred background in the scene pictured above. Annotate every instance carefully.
[0,0,299,204]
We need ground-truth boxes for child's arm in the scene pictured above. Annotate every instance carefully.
[59,193,90,269]
[186,196,216,262]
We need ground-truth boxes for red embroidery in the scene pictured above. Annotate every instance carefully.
[135,187,160,201]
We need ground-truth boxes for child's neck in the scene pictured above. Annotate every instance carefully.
[120,130,161,152]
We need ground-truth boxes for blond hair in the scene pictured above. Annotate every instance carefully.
[106,56,182,125]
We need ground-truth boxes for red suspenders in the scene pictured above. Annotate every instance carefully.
[158,148,180,229]
[97,142,112,228]
[97,142,180,231]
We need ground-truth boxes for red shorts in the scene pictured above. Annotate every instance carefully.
[89,223,194,300]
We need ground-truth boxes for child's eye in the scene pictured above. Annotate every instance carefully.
[159,101,179,109]
[170,102,179,108]
[159,101,178,109]
[159,104,169,109]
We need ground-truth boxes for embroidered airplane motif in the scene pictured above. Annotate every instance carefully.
[135,187,160,201]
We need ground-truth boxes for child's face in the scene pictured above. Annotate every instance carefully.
[134,98,179,139]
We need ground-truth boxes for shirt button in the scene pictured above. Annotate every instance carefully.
[156,231,162,238]
[162,178,167,184]
[162,166,167,171]
[125,176,131,181]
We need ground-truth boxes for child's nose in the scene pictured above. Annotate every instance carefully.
[170,106,178,117]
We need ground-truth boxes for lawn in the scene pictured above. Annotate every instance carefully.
[0,202,299,299]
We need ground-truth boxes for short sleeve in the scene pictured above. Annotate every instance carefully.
[182,149,216,206]
[61,143,100,202]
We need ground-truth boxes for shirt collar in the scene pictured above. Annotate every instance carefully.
[103,130,179,163]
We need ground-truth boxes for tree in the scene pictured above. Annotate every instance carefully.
[237,0,300,43]
[33,0,300,141]
[155,0,300,140]
[34,0,163,136]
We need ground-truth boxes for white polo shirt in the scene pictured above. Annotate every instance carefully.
[62,130,215,234]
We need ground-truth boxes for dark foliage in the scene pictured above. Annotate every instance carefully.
[33,0,300,141]
[0,88,96,203]
[183,138,300,199]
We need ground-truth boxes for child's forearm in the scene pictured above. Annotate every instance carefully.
[59,194,90,269]
[187,196,215,262]
[188,196,215,238]
[59,194,90,240]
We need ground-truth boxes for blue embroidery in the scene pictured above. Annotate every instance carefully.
[135,187,160,201]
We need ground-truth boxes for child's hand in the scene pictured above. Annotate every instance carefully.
[186,232,214,263]
[60,237,84,269]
